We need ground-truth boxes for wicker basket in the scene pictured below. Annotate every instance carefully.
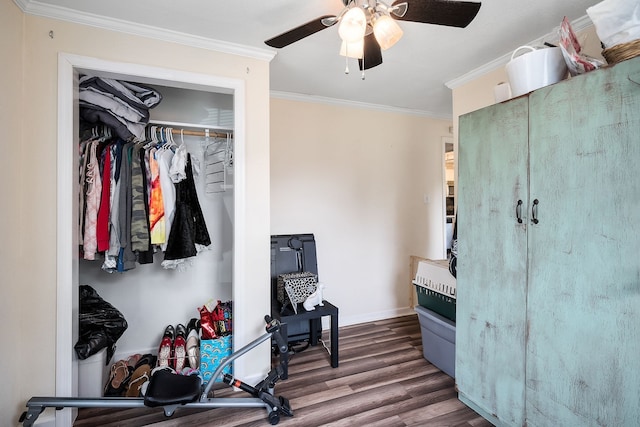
[602,39,640,64]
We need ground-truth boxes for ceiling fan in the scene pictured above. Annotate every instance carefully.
[265,0,482,72]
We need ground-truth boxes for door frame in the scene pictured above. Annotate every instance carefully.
[442,136,454,258]
[56,53,246,426]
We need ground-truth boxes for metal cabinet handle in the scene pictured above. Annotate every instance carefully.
[516,200,523,223]
[531,199,539,224]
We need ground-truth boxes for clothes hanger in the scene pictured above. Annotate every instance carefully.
[144,125,158,149]
[161,128,176,152]
[167,128,177,149]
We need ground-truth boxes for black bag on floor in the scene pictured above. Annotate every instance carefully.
[74,285,128,361]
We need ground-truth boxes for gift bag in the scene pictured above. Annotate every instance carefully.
[277,271,318,314]
[200,335,232,383]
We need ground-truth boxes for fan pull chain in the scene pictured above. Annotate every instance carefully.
[361,56,365,80]
[344,44,350,74]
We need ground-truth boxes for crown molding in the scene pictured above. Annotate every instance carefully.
[445,15,594,89]
[270,91,453,120]
[13,0,276,62]
[13,0,29,11]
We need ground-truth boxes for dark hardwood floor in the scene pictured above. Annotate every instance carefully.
[75,314,492,426]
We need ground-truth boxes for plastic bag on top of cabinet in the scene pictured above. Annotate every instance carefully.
[558,17,605,76]
[587,0,640,48]
[74,285,128,361]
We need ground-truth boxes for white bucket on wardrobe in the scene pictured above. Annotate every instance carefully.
[506,46,568,97]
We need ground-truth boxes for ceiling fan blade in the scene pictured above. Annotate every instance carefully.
[392,0,481,28]
[358,33,383,70]
[265,15,337,48]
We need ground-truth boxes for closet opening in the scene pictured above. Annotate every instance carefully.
[57,53,247,427]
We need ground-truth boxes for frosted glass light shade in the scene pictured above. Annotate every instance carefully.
[338,7,367,43]
[373,14,403,50]
[340,40,364,58]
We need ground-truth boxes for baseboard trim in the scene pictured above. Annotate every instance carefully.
[338,307,416,328]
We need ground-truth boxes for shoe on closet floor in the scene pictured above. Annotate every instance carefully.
[134,353,157,370]
[126,353,142,369]
[104,359,132,397]
[157,325,175,368]
[186,317,200,333]
[174,324,188,372]
[125,363,152,397]
[125,354,156,397]
[186,319,200,369]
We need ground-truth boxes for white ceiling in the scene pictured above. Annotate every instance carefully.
[18,0,601,118]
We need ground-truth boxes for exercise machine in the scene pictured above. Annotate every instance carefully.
[20,316,293,426]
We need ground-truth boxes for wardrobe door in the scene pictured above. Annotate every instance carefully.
[526,57,640,426]
[456,96,529,426]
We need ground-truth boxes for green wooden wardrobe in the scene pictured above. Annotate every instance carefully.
[456,56,640,426]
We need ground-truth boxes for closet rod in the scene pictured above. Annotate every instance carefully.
[148,119,232,138]
[156,128,231,139]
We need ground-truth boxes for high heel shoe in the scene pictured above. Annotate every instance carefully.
[186,318,201,369]
[174,324,187,372]
[157,325,175,368]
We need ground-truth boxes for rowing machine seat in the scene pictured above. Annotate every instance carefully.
[144,369,202,407]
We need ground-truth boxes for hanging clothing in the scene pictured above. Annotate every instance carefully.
[116,143,137,272]
[136,146,155,265]
[83,141,102,260]
[78,140,92,246]
[130,142,150,252]
[162,153,211,269]
[157,148,176,251]
[169,144,188,183]
[102,142,123,273]
[148,148,166,245]
[96,146,111,252]
[79,122,216,273]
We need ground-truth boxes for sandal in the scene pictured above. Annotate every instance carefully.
[104,360,131,396]
[126,353,142,369]
[125,363,152,397]
[133,353,157,370]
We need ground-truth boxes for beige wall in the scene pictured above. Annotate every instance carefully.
[3,10,271,424]
[270,98,452,324]
[0,0,25,423]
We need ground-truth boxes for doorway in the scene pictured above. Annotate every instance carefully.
[443,137,454,257]
[56,53,247,427]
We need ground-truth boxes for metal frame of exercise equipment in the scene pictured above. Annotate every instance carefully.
[20,316,292,426]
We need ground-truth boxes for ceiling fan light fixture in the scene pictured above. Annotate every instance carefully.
[340,39,364,58]
[372,14,403,50]
[389,2,408,18]
[263,0,482,76]
[338,6,367,43]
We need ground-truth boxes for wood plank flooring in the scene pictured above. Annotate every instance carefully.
[75,314,492,426]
